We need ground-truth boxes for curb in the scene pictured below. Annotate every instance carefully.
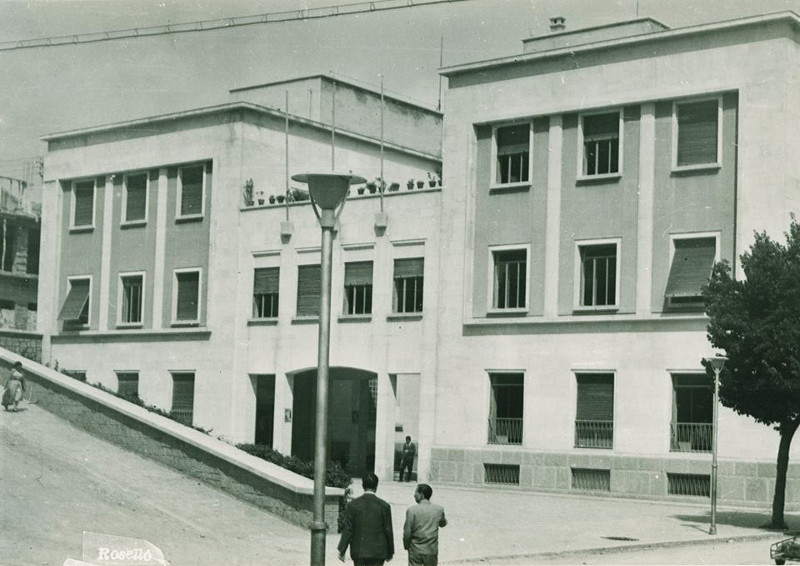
[444,532,782,564]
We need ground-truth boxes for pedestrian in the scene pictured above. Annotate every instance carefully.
[2,361,26,412]
[403,483,447,566]
[399,436,416,482]
[338,472,394,566]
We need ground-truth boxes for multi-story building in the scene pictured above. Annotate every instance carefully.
[39,75,442,478]
[430,12,800,505]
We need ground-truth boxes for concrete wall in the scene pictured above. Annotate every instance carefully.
[0,350,343,530]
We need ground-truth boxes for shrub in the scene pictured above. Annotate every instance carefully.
[237,443,352,489]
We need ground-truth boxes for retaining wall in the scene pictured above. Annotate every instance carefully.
[0,350,343,530]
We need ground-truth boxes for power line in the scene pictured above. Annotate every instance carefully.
[0,0,473,52]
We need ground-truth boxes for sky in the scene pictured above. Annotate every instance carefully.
[0,0,798,183]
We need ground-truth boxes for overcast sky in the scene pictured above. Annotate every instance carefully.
[0,0,798,182]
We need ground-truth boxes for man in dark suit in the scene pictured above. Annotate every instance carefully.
[338,472,394,566]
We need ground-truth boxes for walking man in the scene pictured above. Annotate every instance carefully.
[403,484,447,566]
[338,473,394,566]
[399,436,416,482]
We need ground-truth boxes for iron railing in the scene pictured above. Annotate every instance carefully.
[571,468,611,491]
[488,418,523,445]
[484,464,520,485]
[670,422,713,453]
[574,420,614,449]
[668,473,710,497]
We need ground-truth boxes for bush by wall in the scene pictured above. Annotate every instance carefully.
[237,443,352,489]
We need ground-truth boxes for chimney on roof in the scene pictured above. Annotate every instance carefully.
[549,16,566,32]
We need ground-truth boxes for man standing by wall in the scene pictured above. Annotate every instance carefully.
[338,473,394,566]
[403,484,447,566]
[399,435,416,482]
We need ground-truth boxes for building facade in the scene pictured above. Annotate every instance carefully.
[430,12,800,506]
[39,82,442,480]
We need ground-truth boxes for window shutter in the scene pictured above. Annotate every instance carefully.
[677,100,718,166]
[297,265,320,316]
[58,279,90,321]
[344,261,373,286]
[171,373,195,411]
[125,173,147,222]
[73,181,94,226]
[180,165,204,216]
[253,267,279,294]
[394,258,424,278]
[665,238,716,298]
[576,374,614,421]
[175,271,199,320]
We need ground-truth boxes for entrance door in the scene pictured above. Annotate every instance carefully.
[254,375,275,447]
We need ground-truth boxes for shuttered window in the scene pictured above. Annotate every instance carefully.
[665,238,716,309]
[73,180,95,227]
[116,372,139,398]
[676,99,719,167]
[171,372,195,425]
[575,373,614,449]
[253,267,279,318]
[297,265,320,317]
[496,124,530,184]
[179,165,204,217]
[124,173,148,222]
[582,112,620,176]
[174,271,200,322]
[344,261,373,315]
[58,278,90,325]
[393,258,424,313]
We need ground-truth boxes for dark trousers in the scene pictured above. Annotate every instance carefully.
[400,457,414,481]
[354,559,385,566]
[408,551,437,566]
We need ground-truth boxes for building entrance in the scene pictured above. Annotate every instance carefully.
[291,367,377,476]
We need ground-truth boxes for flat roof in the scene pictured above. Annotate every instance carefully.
[441,10,800,77]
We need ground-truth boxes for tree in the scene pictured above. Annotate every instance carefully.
[703,218,800,529]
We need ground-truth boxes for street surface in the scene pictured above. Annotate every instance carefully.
[1,403,794,565]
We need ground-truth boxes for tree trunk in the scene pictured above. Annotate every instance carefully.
[771,418,800,529]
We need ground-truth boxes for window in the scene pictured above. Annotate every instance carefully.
[178,164,205,218]
[674,99,720,168]
[488,373,523,445]
[344,261,373,315]
[494,124,530,185]
[253,267,279,319]
[393,258,424,313]
[72,179,95,228]
[123,172,148,223]
[171,372,195,425]
[58,277,90,327]
[119,273,144,325]
[581,112,620,176]
[491,247,527,310]
[577,241,619,309]
[665,236,716,311]
[575,373,614,449]
[671,374,712,453]
[173,269,200,323]
[296,264,320,317]
[116,371,139,399]
[1,221,15,272]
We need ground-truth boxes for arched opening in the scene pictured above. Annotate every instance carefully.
[290,367,377,477]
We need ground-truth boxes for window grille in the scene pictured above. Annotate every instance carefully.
[571,468,611,491]
[667,473,710,497]
[171,372,195,426]
[488,373,524,445]
[484,464,520,485]
[575,373,614,449]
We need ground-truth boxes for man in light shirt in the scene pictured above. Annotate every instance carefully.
[402,484,447,566]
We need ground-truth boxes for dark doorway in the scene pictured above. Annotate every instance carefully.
[254,374,275,447]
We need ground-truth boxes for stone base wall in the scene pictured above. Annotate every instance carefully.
[0,354,342,530]
[0,330,41,362]
[429,446,800,510]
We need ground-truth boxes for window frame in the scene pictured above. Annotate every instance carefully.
[70,178,96,231]
[392,257,424,314]
[573,370,616,450]
[671,96,723,172]
[577,110,623,181]
[574,238,621,312]
[117,271,146,327]
[176,163,206,220]
[487,244,530,314]
[252,266,280,320]
[171,267,202,326]
[296,263,321,318]
[487,370,525,446]
[342,260,374,317]
[63,275,92,328]
[122,171,149,226]
[490,122,533,189]
[115,370,140,398]
[665,232,720,311]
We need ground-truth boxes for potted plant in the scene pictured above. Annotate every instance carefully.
[357,185,366,195]
[427,172,437,187]
[366,181,377,195]
[407,179,414,190]
[290,187,310,202]
[243,178,255,206]
[268,194,276,205]
[276,194,285,204]
[416,179,425,189]
[256,190,265,206]
[375,176,386,193]
[388,182,400,192]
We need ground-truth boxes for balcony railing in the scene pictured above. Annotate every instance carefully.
[574,420,613,449]
[488,418,523,445]
[670,422,713,453]
[171,409,194,426]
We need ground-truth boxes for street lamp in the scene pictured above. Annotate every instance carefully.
[705,354,727,536]
[291,172,365,566]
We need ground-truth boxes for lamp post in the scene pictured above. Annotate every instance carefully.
[705,354,727,536]
[291,172,365,566]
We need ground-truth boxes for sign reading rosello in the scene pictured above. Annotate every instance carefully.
[64,532,170,566]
